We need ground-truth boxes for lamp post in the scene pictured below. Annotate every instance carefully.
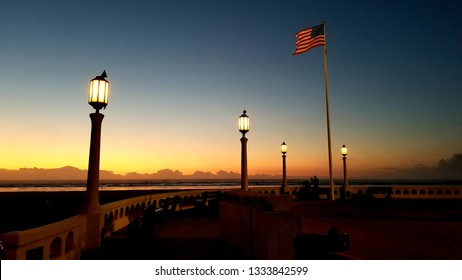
[81,71,109,252]
[82,70,109,214]
[238,110,250,191]
[341,144,348,199]
[280,142,288,195]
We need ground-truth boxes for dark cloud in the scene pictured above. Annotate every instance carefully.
[436,154,462,171]
[377,154,462,179]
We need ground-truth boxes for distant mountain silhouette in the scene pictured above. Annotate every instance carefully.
[1,154,460,181]
[0,166,123,181]
[0,166,245,181]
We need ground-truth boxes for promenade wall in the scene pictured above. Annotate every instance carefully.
[1,185,460,259]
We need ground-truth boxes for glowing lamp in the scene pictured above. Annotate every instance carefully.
[341,144,348,157]
[238,110,250,135]
[89,71,110,111]
[281,142,287,154]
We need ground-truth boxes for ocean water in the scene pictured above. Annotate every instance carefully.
[0,180,273,192]
[0,179,460,192]
[0,185,246,192]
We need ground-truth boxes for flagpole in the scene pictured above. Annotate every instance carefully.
[322,22,335,200]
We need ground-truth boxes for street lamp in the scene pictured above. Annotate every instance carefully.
[82,71,110,215]
[280,142,288,195]
[341,144,348,199]
[238,110,250,191]
[81,71,109,251]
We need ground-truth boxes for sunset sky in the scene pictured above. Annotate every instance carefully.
[0,0,460,179]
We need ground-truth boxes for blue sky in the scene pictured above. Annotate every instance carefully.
[0,0,461,178]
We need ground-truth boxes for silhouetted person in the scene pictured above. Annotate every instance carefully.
[312,176,319,188]
[297,180,312,201]
[311,176,320,199]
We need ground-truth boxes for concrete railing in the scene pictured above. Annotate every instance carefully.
[1,214,86,260]
[251,185,462,200]
[0,189,207,260]
[99,190,207,236]
[348,185,462,199]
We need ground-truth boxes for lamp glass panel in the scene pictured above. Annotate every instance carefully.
[89,79,109,105]
[238,116,250,131]
[341,146,348,156]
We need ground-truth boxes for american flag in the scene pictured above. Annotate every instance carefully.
[293,23,325,55]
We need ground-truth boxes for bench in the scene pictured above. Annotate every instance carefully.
[126,196,180,239]
[194,190,222,211]
[126,192,223,240]
[153,195,180,223]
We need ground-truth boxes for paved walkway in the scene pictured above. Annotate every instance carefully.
[93,199,462,260]
[96,212,247,260]
[293,199,462,259]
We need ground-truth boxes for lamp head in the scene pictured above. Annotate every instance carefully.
[281,142,287,154]
[238,110,250,135]
[341,144,348,157]
[89,70,110,112]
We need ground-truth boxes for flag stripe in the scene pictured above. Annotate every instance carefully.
[293,23,326,55]
[295,37,325,50]
[296,36,325,47]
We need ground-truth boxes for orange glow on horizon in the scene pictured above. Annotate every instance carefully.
[0,121,450,180]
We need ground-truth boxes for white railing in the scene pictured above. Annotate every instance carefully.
[347,185,462,199]
[1,215,86,260]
